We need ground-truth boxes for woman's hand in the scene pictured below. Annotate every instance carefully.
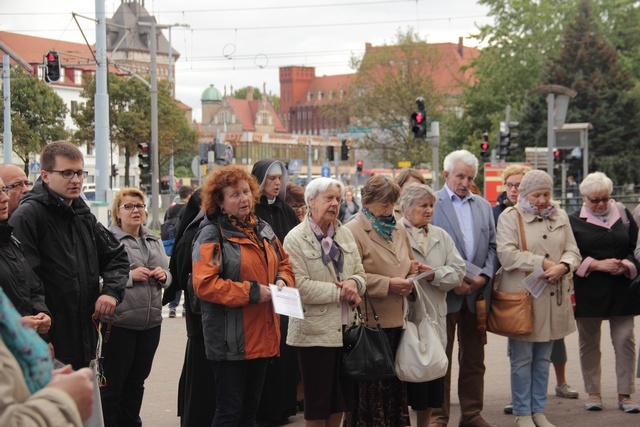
[337,279,362,307]
[591,258,622,274]
[131,266,151,282]
[258,284,272,303]
[612,261,630,276]
[540,263,566,283]
[389,277,414,297]
[47,367,95,421]
[149,267,167,283]
[275,279,286,290]
[409,260,420,276]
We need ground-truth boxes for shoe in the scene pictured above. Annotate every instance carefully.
[585,395,603,411]
[618,398,640,413]
[532,413,555,427]
[169,308,176,318]
[514,415,536,427]
[458,417,496,427]
[555,383,579,399]
[504,403,513,414]
[181,308,185,317]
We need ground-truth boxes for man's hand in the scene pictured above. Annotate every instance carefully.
[275,279,286,290]
[453,281,473,296]
[258,284,272,303]
[94,295,117,319]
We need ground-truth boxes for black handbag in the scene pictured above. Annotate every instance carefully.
[342,291,396,382]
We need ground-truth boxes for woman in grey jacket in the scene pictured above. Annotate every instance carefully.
[103,188,172,427]
[284,178,366,427]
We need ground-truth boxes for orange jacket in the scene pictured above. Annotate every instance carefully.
[192,214,294,361]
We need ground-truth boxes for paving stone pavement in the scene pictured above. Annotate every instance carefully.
[140,305,640,426]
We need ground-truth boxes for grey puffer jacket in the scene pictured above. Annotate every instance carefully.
[108,225,172,330]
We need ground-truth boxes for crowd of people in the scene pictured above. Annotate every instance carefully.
[2,142,640,427]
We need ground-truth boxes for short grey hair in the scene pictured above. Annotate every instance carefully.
[443,149,478,178]
[579,172,612,197]
[304,178,344,207]
[399,183,436,215]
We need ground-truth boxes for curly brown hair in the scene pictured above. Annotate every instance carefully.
[201,166,260,218]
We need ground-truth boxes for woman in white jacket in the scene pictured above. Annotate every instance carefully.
[398,183,466,427]
[283,178,366,427]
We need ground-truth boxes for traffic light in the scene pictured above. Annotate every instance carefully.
[199,142,210,165]
[356,159,363,173]
[553,149,564,164]
[327,146,335,161]
[111,164,118,177]
[138,142,150,173]
[341,140,350,161]
[44,51,61,83]
[480,133,490,163]
[497,121,520,160]
[410,97,427,139]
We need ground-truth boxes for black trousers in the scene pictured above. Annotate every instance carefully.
[100,324,161,427]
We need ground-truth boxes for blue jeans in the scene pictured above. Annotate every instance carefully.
[169,289,182,310]
[211,358,269,427]
[509,339,553,416]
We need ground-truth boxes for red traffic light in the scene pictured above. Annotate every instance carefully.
[138,142,149,152]
[480,142,489,151]
[554,150,560,158]
[415,112,424,123]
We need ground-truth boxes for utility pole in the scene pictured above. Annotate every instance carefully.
[3,55,11,162]
[94,0,110,202]
[307,135,312,185]
[431,122,440,190]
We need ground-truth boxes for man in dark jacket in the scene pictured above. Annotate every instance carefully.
[9,141,129,370]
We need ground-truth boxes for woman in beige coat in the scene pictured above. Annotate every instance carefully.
[398,183,465,427]
[344,175,420,427]
[496,170,581,427]
[284,178,366,427]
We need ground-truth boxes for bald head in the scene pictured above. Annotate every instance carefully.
[0,164,31,215]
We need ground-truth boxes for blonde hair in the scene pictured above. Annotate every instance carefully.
[111,188,146,227]
[502,164,531,184]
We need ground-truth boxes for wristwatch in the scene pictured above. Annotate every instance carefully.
[560,262,571,275]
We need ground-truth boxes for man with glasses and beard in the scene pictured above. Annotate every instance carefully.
[9,141,129,370]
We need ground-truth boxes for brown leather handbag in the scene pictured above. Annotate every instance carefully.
[487,209,533,337]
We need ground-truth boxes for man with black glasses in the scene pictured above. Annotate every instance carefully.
[0,163,33,215]
[9,141,130,369]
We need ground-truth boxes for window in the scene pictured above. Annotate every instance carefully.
[70,101,78,116]
[74,70,82,85]
[307,92,312,101]
[308,110,312,119]
[318,91,323,101]
[340,90,345,99]
[262,112,269,125]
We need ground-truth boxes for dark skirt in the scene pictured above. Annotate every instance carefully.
[297,346,352,420]
[407,375,445,410]
[344,327,409,427]
[256,315,298,422]
[177,305,216,427]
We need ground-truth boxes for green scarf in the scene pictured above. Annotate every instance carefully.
[362,205,396,241]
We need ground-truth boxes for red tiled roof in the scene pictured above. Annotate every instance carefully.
[176,100,192,111]
[298,73,355,106]
[0,31,95,70]
[227,98,287,133]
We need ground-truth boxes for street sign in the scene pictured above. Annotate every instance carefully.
[398,161,411,168]
[321,166,331,177]
[191,156,200,176]
[289,159,302,173]
[29,161,41,175]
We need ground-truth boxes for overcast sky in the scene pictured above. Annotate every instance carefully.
[2,0,491,121]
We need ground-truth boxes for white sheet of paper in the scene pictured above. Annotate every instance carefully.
[522,267,548,299]
[413,269,435,282]
[464,261,482,280]
[269,284,305,319]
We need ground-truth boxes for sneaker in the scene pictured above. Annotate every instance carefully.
[503,403,513,414]
[169,308,176,318]
[618,398,640,413]
[514,415,535,427]
[585,395,603,411]
[555,383,579,399]
[532,413,555,427]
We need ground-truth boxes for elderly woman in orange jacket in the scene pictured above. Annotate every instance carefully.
[192,166,294,427]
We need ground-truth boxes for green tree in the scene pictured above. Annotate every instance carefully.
[518,0,640,184]
[72,74,198,186]
[334,28,446,168]
[0,68,68,169]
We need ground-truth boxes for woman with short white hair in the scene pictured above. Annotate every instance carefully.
[284,177,366,427]
[569,171,640,413]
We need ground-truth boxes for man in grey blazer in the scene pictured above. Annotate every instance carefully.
[430,150,498,427]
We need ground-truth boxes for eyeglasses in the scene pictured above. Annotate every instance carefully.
[585,195,610,205]
[505,183,520,190]
[4,181,34,191]
[47,170,89,179]
[0,187,10,197]
[292,205,306,212]
[119,204,146,211]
